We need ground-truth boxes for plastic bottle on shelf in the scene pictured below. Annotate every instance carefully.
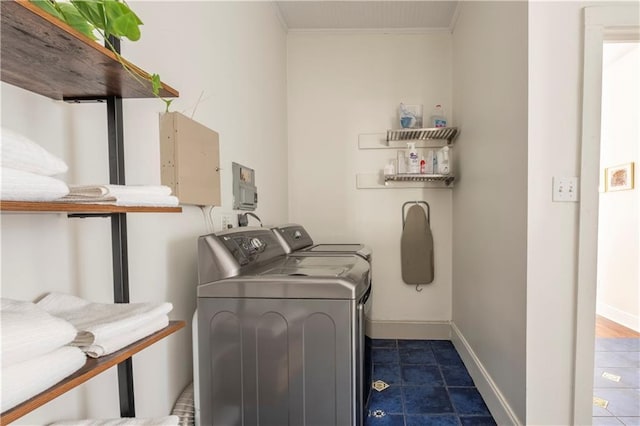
[420,155,426,174]
[432,150,438,174]
[437,146,450,174]
[430,104,447,128]
[397,150,407,174]
[425,150,435,174]
[384,160,395,176]
[407,142,419,174]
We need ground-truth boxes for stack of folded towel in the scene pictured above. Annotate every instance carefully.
[36,292,173,358]
[58,184,179,207]
[49,416,180,425]
[1,298,86,412]
[0,127,70,201]
[1,127,179,206]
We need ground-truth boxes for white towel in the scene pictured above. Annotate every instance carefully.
[1,298,77,368]
[58,185,178,206]
[1,345,86,412]
[1,167,70,201]
[49,416,180,426]
[68,184,173,197]
[1,127,68,176]
[57,194,179,207]
[83,314,169,358]
[112,194,179,207]
[36,293,173,357]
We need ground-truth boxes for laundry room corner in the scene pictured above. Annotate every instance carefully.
[287,31,455,340]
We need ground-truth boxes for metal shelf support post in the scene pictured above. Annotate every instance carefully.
[106,36,135,418]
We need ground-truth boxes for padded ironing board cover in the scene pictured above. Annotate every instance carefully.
[401,204,434,284]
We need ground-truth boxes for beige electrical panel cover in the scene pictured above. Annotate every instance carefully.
[159,112,221,206]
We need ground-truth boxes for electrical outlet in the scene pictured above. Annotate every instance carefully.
[553,177,579,202]
[221,215,233,230]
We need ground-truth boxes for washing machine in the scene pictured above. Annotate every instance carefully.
[194,227,371,426]
[271,223,372,263]
[272,223,374,409]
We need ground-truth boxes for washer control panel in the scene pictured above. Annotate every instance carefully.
[219,230,281,266]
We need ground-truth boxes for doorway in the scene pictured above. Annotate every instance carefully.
[575,5,639,425]
[592,40,639,425]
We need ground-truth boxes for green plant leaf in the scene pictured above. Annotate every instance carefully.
[121,0,143,25]
[104,1,142,41]
[150,74,162,97]
[30,0,64,20]
[58,2,97,40]
[70,1,108,33]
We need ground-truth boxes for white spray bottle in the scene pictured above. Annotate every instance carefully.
[437,146,450,174]
[407,142,419,174]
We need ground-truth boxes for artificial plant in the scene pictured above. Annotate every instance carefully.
[31,0,173,111]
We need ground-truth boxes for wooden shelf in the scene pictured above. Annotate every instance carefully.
[0,201,182,214]
[0,320,186,425]
[0,0,179,100]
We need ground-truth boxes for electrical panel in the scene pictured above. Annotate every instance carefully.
[232,162,257,211]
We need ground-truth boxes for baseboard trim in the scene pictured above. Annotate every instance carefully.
[365,319,452,340]
[596,302,640,332]
[451,322,522,426]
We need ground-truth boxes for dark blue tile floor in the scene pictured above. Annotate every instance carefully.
[366,339,496,426]
[592,337,640,426]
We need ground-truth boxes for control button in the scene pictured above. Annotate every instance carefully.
[250,238,263,250]
[293,230,302,240]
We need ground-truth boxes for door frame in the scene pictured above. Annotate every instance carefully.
[575,5,639,425]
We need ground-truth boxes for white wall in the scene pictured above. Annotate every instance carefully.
[287,32,453,326]
[0,2,287,424]
[451,2,528,423]
[528,1,613,424]
[597,42,639,331]
[528,3,582,423]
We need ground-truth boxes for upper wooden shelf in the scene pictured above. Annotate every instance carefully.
[0,320,186,425]
[0,201,182,214]
[0,0,179,100]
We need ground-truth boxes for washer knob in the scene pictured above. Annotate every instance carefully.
[250,238,263,250]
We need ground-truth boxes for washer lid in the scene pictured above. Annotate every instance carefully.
[303,244,372,261]
[197,255,370,300]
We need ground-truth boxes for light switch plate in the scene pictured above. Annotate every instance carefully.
[553,177,579,202]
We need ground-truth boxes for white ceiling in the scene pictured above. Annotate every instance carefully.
[275,1,460,31]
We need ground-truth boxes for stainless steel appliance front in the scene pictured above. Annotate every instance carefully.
[196,228,371,426]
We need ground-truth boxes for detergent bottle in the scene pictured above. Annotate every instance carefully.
[407,142,419,174]
[430,104,447,128]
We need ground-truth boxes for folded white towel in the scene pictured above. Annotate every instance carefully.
[57,194,179,207]
[83,314,169,358]
[68,184,173,197]
[36,293,173,357]
[1,345,86,412]
[113,194,179,207]
[1,298,77,368]
[49,416,180,426]
[1,127,68,176]
[0,167,70,201]
[58,185,178,206]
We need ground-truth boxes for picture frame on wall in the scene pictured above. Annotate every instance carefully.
[605,162,635,192]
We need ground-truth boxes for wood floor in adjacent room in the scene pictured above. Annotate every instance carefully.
[595,315,640,338]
